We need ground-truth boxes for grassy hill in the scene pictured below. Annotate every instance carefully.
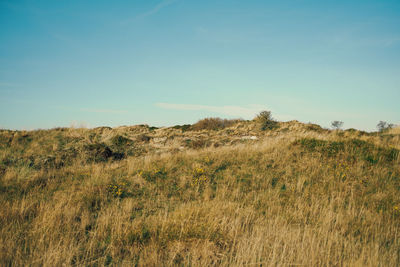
[1,119,400,266]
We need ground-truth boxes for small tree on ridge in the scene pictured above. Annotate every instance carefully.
[377,121,394,132]
[331,121,344,130]
[256,110,278,130]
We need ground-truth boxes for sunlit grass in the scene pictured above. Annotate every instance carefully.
[0,121,399,266]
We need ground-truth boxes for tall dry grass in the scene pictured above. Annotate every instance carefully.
[0,123,399,266]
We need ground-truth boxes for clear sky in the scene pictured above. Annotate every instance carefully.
[1,0,399,131]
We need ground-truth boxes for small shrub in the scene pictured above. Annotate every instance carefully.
[255,111,278,130]
[306,123,324,133]
[106,181,129,198]
[190,139,207,149]
[111,135,132,147]
[172,124,192,132]
[137,134,151,143]
[191,167,208,187]
[140,168,167,183]
[331,121,344,130]
[377,121,394,133]
[191,118,242,131]
[84,143,113,162]
[84,143,124,162]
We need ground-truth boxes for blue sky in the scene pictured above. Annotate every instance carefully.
[0,0,399,131]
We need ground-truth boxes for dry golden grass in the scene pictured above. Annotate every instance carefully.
[0,120,399,266]
[388,126,400,135]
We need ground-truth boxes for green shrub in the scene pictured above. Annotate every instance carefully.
[255,111,278,130]
[111,135,132,147]
[172,124,192,132]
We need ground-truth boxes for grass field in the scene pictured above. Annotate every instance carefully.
[1,119,399,266]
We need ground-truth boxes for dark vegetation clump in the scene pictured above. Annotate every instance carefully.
[191,118,242,131]
[111,135,132,147]
[84,143,120,162]
[306,123,325,133]
[109,135,136,158]
[185,138,208,149]
[136,134,151,143]
[172,124,191,132]
[137,124,158,131]
[255,111,278,130]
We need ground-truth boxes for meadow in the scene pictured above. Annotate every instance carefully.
[0,118,399,266]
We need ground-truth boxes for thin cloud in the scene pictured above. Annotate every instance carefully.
[121,0,177,24]
[156,103,269,119]
[139,0,177,18]
[80,108,128,114]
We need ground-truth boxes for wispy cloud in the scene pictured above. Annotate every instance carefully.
[155,103,271,119]
[80,108,128,114]
[121,0,177,24]
[139,0,177,18]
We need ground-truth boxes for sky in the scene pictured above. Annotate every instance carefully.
[0,0,399,131]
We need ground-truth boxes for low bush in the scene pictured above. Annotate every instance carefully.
[136,134,151,143]
[172,124,191,132]
[255,110,278,130]
[191,118,242,131]
[84,143,124,162]
[111,135,133,147]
